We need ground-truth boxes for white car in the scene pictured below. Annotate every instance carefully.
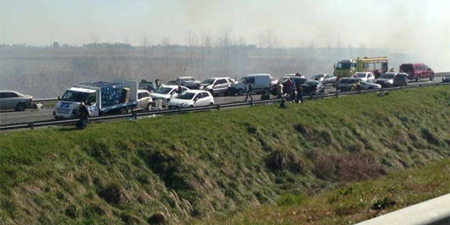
[137,89,153,111]
[353,72,375,83]
[151,85,189,107]
[0,90,33,111]
[200,77,235,96]
[168,90,214,109]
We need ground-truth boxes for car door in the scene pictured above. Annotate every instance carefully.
[1,92,18,109]
[193,93,203,107]
[214,79,227,94]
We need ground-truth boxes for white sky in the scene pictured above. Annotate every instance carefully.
[0,0,449,52]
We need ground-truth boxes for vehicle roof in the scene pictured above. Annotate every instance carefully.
[178,76,195,79]
[243,73,271,77]
[0,90,20,93]
[401,63,426,66]
[161,85,186,89]
[184,90,209,94]
[138,89,150,93]
[204,77,231,80]
[68,87,96,93]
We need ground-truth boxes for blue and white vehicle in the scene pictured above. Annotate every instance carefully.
[53,80,140,119]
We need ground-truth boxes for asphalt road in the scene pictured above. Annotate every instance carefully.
[0,79,443,125]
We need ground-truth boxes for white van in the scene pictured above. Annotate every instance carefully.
[232,74,275,95]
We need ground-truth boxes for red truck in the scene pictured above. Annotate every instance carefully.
[399,63,434,82]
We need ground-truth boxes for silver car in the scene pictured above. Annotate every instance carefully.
[0,90,33,111]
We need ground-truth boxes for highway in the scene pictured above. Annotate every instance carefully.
[0,79,444,125]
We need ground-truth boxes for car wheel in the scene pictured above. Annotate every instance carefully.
[146,103,152,111]
[189,105,194,108]
[15,102,26,111]
[237,89,244,96]
[209,102,214,106]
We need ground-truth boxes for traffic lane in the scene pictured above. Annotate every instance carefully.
[0,108,54,124]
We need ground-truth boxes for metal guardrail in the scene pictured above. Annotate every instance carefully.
[1,82,449,131]
[356,193,450,225]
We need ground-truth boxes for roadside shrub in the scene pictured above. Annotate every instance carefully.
[421,128,440,146]
[97,182,128,205]
[337,153,387,182]
[277,193,305,206]
[147,212,166,225]
[266,148,303,173]
[371,197,396,210]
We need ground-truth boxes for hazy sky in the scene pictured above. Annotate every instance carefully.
[0,0,449,50]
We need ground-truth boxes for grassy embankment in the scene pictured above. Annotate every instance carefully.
[0,86,449,224]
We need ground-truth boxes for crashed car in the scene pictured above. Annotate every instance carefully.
[168,76,202,89]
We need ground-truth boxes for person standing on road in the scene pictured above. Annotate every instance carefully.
[290,78,296,102]
[277,81,283,99]
[296,82,303,103]
[244,80,253,102]
[285,78,292,101]
[374,69,381,79]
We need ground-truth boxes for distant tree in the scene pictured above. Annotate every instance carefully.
[53,41,60,48]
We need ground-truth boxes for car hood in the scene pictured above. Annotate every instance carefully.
[375,78,393,82]
[185,81,201,84]
[169,98,194,106]
[151,93,171,99]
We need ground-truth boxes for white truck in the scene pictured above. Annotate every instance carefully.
[53,80,144,119]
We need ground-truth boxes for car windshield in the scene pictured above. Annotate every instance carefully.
[202,79,215,85]
[155,87,172,94]
[181,78,195,82]
[356,73,367,77]
[238,77,248,83]
[304,81,318,85]
[61,90,95,103]
[311,74,323,80]
[336,62,351,69]
[294,78,308,84]
[380,73,395,79]
[176,92,195,100]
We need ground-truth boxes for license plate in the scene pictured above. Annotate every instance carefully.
[60,102,69,108]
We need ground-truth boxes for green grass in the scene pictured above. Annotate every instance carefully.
[0,86,449,224]
[195,158,450,225]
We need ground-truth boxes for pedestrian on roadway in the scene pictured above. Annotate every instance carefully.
[244,80,253,102]
[296,82,303,103]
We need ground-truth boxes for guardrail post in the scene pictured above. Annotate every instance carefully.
[133,112,137,120]
[250,100,254,107]
[178,108,182,114]
[335,92,339,98]
[29,122,34,130]
[217,105,220,110]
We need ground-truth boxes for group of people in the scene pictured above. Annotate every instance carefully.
[277,73,304,103]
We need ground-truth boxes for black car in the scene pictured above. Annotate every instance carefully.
[393,73,408,87]
[272,77,308,95]
[301,80,325,95]
[442,75,450,83]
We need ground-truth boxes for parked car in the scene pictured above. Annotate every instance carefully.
[137,89,153,111]
[168,76,202,89]
[200,77,235,96]
[375,72,397,87]
[0,90,33,111]
[151,85,189,107]
[168,90,214,109]
[359,80,382,90]
[301,80,325,95]
[352,72,375,83]
[283,73,305,79]
[336,77,360,92]
[393,73,408,87]
[311,74,337,85]
[400,63,434,82]
[231,74,275,95]
[442,75,450,83]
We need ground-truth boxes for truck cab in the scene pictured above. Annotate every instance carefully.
[54,87,99,119]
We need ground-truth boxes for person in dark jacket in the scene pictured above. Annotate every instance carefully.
[244,80,253,102]
[296,82,303,103]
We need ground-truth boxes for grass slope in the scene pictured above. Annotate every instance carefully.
[0,86,449,225]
